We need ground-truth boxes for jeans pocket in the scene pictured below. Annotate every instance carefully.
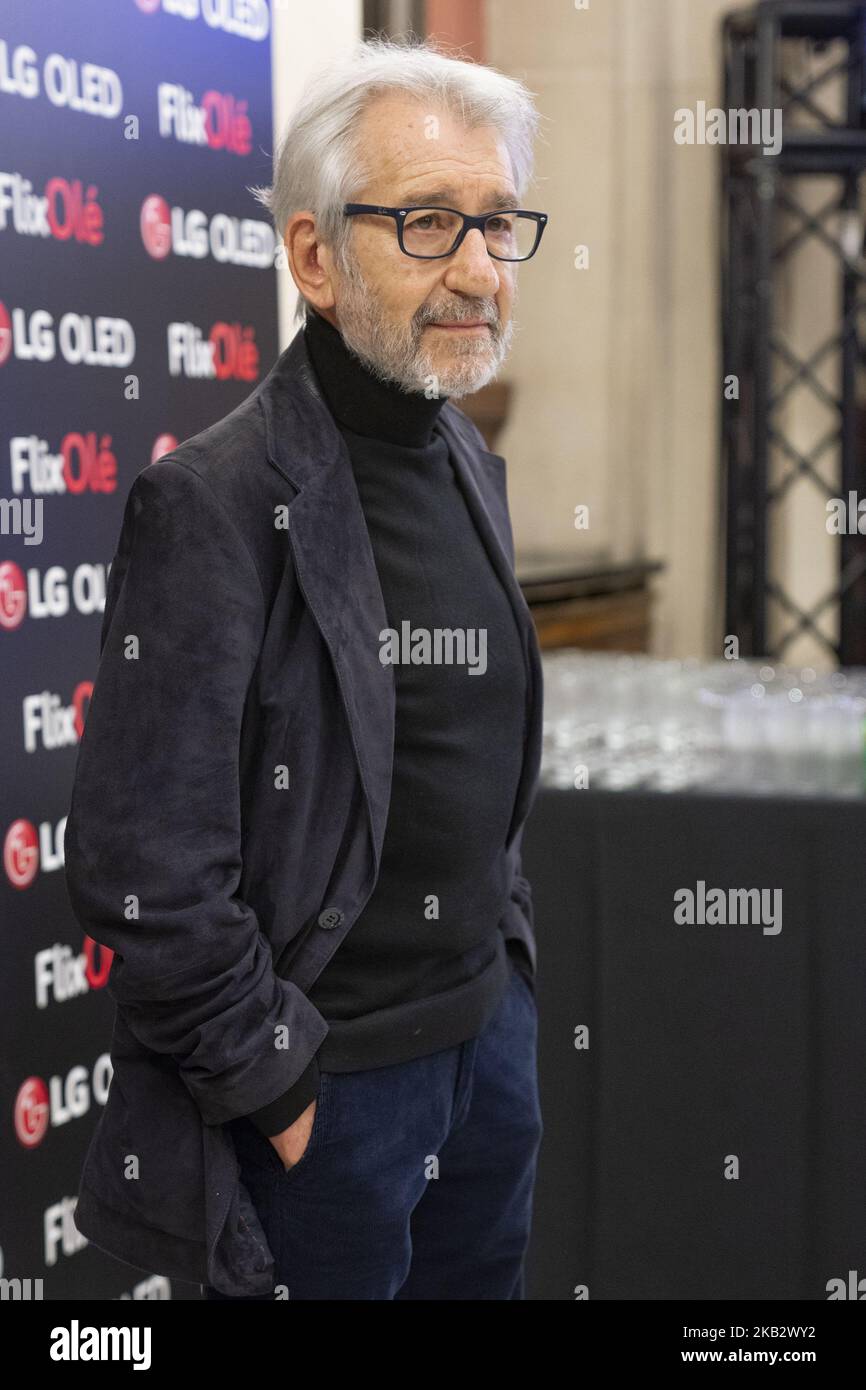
[270,1071,330,1182]
[508,955,537,1011]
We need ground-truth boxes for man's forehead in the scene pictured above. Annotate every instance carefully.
[357,91,515,196]
[390,183,518,210]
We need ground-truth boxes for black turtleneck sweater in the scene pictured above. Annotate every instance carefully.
[244,308,527,1138]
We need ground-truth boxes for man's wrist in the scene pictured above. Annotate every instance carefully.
[244,1056,320,1138]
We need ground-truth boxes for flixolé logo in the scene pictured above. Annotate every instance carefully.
[0,301,12,366]
[0,560,27,629]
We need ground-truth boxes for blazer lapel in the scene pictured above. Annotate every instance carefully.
[257,332,395,870]
[436,409,544,849]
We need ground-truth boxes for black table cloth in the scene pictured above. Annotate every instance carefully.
[522,788,866,1300]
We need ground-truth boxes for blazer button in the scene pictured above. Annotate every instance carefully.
[317,907,344,930]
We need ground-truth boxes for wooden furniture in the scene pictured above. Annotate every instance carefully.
[517,553,663,652]
[461,390,662,653]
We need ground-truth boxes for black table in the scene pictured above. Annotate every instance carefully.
[522,787,866,1300]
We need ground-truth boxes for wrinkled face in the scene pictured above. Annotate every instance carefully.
[330,92,519,398]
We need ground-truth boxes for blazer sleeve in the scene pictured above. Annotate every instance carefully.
[63,457,329,1130]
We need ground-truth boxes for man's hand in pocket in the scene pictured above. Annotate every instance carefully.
[268,1097,316,1172]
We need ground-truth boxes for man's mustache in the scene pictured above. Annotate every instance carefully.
[415,305,499,330]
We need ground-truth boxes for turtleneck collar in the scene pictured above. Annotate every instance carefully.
[303,308,449,448]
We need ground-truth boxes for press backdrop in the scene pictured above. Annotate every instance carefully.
[0,0,278,1300]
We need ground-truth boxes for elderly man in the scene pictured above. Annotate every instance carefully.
[65,38,547,1301]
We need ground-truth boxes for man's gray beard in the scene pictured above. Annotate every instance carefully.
[330,248,515,399]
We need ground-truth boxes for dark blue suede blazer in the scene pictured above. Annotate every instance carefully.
[64,326,543,1297]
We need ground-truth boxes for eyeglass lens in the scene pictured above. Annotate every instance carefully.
[402,208,537,259]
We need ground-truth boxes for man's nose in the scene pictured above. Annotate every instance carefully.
[443,227,501,297]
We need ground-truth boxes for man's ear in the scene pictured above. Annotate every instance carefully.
[284,212,337,315]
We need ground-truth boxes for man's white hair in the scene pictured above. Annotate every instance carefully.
[248,37,542,324]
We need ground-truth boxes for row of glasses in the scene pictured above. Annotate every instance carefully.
[540,650,866,796]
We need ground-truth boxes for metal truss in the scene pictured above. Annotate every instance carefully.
[721,0,866,662]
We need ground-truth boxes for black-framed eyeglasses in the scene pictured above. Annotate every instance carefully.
[343,203,548,261]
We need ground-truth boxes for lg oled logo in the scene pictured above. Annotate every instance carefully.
[152,433,177,463]
[0,560,27,627]
[134,0,270,42]
[140,193,274,266]
[4,817,67,888]
[14,1054,113,1149]
[0,558,108,630]
[0,300,135,368]
[0,301,9,365]
[0,43,122,118]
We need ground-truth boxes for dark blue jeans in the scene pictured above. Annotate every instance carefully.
[203,955,542,1300]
